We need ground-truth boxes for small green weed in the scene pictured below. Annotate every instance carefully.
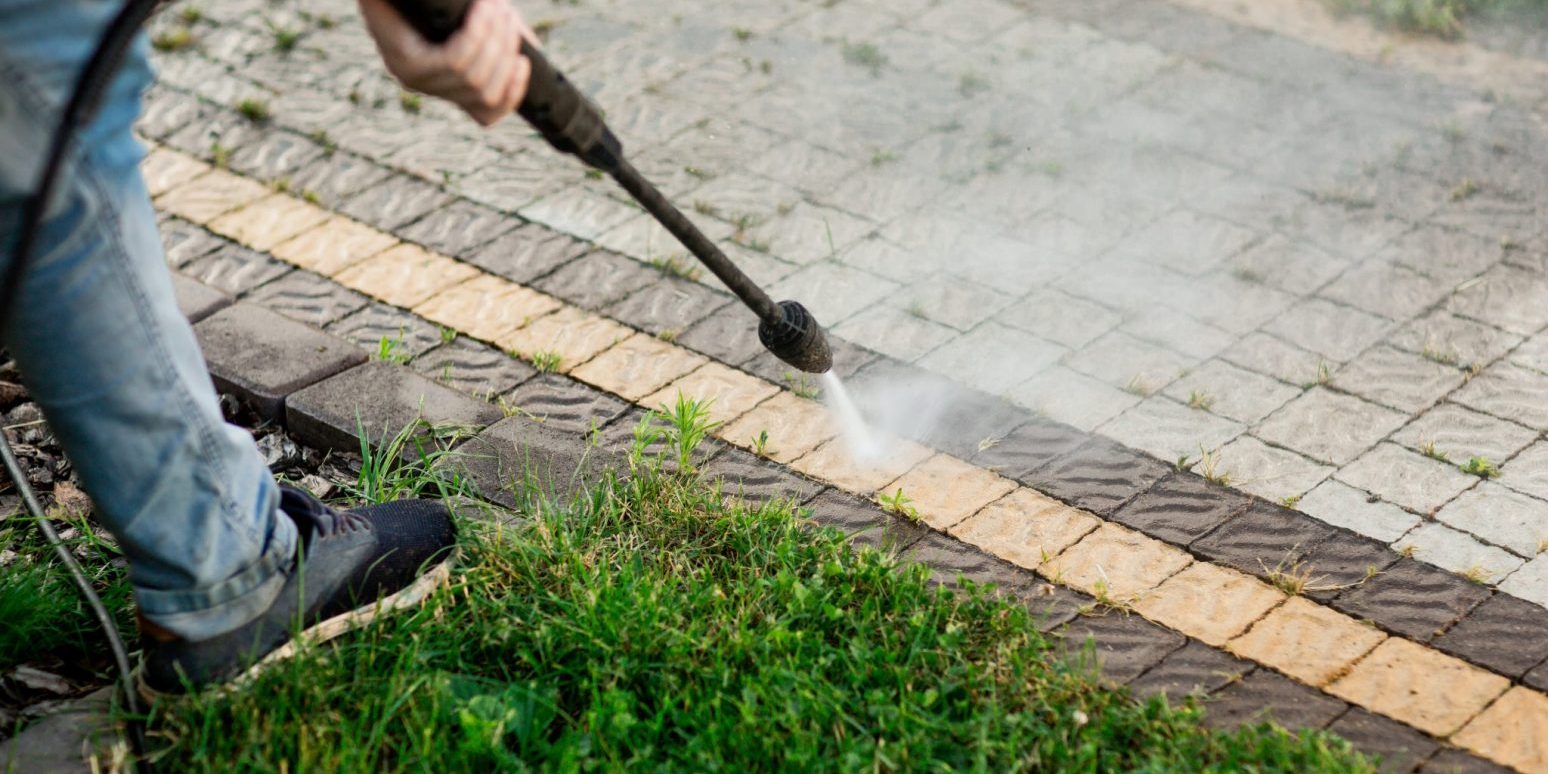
[841,41,888,75]
[648,254,702,282]
[236,97,271,123]
[400,91,423,114]
[732,27,753,42]
[958,72,990,97]
[152,27,196,52]
[179,5,204,23]
[877,488,920,521]
[268,20,302,52]
[374,332,412,364]
[750,428,773,458]
[210,142,231,168]
[1186,390,1215,411]
[783,372,819,400]
[869,148,898,166]
[439,326,458,344]
[657,394,721,473]
[531,350,562,374]
[1419,440,1449,462]
[1460,456,1501,479]
[348,416,467,504]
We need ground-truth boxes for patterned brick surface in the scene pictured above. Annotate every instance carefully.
[1452,687,1548,774]
[1227,596,1385,687]
[1329,638,1509,736]
[880,453,1017,531]
[1134,562,1285,647]
[949,488,1100,572]
[1042,523,1192,602]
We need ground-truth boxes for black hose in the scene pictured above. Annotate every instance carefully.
[0,0,168,770]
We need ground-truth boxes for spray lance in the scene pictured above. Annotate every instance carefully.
[387,0,834,374]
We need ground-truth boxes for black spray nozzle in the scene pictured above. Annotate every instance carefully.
[758,300,832,374]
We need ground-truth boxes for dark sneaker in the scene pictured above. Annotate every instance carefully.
[137,486,456,697]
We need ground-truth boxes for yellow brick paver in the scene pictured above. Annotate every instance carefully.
[949,488,1100,571]
[1228,596,1385,687]
[334,243,479,308]
[494,306,632,372]
[1133,563,1285,647]
[570,332,710,402]
[790,437,933,495]
[1328,638,1509,737]
[413,274,563,342]
[718,392,837,464]
[1041,522,1192,601]
[880,453,1017,531]
[207,193,331,252]
[1453,687,1548,773]
[643,361,781,426]
[141,147,210,198]
[154,167,270,223]
[271,216,398,276]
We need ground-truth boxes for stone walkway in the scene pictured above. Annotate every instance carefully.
[107,0,1548,770]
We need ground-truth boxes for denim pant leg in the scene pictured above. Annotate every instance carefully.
[0,0,296,641]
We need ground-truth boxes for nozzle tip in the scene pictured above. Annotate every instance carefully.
[759,300,832,374]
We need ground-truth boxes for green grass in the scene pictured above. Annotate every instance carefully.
[0,516,134,675]
[1328,0,1548,37]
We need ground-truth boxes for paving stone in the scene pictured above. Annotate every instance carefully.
[1326,707,1439,774]
[464,224,589,285]
[1220,331,1326,386]
[412,274,562,343]
[396,199,520,257]
[285,151,395,209]
[1008,365,1143,432]
[1294,526,1399,600]
[1255,388,1408,466]
[181,240,292,296]
[918,322,1067,395]
[1391,311,1522,369]
[520,185,639,242]
[286,361,501,453]
[789,435,933,496]
[412,337,538,399]
[1500,441,1548,505]
[1393,404,1538,468]
[1192,499,1334,580]
[1227,595,1385,687]
[1419,748,1515,774]
[498,373,630,436]
[1025,436,1171,517]
[1329,637,1508,737]
[969,416,1090,483]
[1134,562,1286,647]
[1500,555,1548,607]
[159,217,227,267]
[948,487,1101,572]
[1264,298,1392,363]
[1203,669,1348,733]
[227,130,325,182]
[1227,234,1346,296]
[494,307,634,374]
[1297,479,1422,543]
[1336,443,1479,515]
[1319,260,1453,321]
[801,487,928,554]
[899,387,1034,463]
[904,531,1053,602]
[718,391,837,464]
[1449,263,1548,335]
[195,303,365,420]
[1380,223,1503,286]
[155,163,270,225]
[569,332,710,403]
[1453,361,1548,430]
[1451,687,1548,774]
[699,446,823,509]
[1334,558,1491,642]
[326,301,445,359]
[1215,434,1332,504]
[170,273,232,323]
[1330,345,1466,413]
[877,453,1017,531]
[142,147,211,197]
[832,303,958,363]
[334,243,479,309]
[1162,359,1301,425]
[451,414,622,508]
[1120,308,1238,361]
[338,173,453,232]
[1098,397,1244,464]
[996,288,1122,350]
[1110,471,1252,546]
[270,215,398,277]
[243,269,369,327]
[1129,640,1256,703]
[0,687,117,774]
[1434,592,1548,678]
[1042,522,1193,602]
[1066,331,1194,392]
[892,274,1014,332]
[766,261,901,330]
[604,277,733,337]
[1059,611,1187,686]
[642,360,781,428]
[1435,483,1548,558]
[532,249,663,311]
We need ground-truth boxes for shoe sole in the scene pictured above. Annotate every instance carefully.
[136,552,455,703]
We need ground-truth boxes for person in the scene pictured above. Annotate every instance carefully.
[0,0,537,694]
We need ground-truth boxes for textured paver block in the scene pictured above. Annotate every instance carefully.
[1112,471,1252,545]
[701,447,823,509]
[718,392,838,464]
[412,274,562,342]
[142,147,210,197]
[155,167,270,223]
[1329,638,1509,737]
[1255,387,1407,466]
[0,687,116,774]
[1060,611,1186,686]
[1134,562,1285,647]
[1326,708,1438,774]
[949,487,1100,571]
[1333,558,1491,642]
[452,415,622,508]
[1436,483,1548,558]
[1435,593,1548,678]
[271,216,398,276]
[643,361,781,427]
[801,488,928,553]
[207,192,330,252]
[1296,479,1420,542]
[194,303,366,420]
[1336,442,1479,514]
[334,243,479,308]
[1203,669,1348,733]
[171,273,231,323]
[1453,687,1548,774]
[1042,522,1193,602]
[494,306,632,373]
[569,332,710,403]
[880,453,1018,531]
[1129,640,1255,701]
[789,435,933,495]
[1227,596,1385,687]
[286,361,501,453]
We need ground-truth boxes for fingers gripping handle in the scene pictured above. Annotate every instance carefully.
[385,0,623,171]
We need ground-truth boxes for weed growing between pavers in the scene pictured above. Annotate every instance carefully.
[1327,0,1548,37]
[140,408,1372,771]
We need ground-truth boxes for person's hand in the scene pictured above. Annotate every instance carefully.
[357,0,536,126]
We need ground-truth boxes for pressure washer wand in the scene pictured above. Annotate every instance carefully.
[388,0,833,374]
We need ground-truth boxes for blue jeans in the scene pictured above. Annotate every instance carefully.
[0,0,296,640]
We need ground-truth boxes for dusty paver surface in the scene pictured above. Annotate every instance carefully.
[116,0,1548,769]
